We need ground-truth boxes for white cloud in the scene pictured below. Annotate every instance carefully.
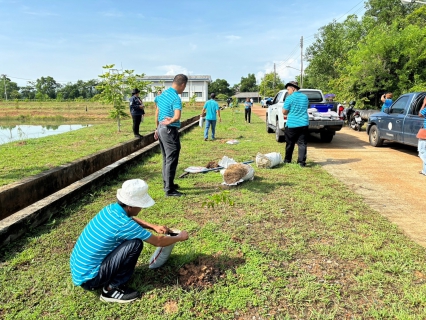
[23,9,58,16]
[257,59,302,84]
[157,65,191,76]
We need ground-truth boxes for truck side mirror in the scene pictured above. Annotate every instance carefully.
[384,108,390,114]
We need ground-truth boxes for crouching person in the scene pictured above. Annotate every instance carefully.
[70,179,189,303]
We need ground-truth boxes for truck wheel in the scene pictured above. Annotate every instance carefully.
[275,120,285,142]
[369,125,384,147]
[266,113,274,133]
[320,131,334,143]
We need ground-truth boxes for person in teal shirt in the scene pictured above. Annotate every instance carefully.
[202,93,221,141]
[381,92,393,112]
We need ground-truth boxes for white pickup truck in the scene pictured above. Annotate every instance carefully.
[266,88,344,143]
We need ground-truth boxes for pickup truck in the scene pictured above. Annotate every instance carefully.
[367,92,425,147]
[266,89,344,143]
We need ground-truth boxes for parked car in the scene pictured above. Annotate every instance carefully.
[367,92,425,147]
[266,88,344,143]
[261,97,272,108]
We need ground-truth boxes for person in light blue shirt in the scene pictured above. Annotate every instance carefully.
[244,98,252,123]
[202,93,221,141]
[283,81,310,167]
[70,179,189,303]
[154,74,188,197]
[381,92,393,112]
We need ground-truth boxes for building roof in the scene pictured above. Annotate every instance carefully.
[233,92,260,98]
[142,75,212,82]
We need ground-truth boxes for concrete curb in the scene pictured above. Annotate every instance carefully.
[0,117,200,247]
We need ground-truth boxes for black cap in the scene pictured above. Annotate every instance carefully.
[284,81,300,90]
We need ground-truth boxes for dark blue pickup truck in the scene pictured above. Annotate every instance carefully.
[367,92,425,147]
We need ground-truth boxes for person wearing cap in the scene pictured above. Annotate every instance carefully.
[283,81,309,167]
[129,88,145,138]
[70,179,189,303]
[154,74,188,197]
[201,93,221,141]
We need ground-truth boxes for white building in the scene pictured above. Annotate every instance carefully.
[142,75,211,102]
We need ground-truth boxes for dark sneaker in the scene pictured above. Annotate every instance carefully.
[100,286,139,303]
[204,138,208,141]
[166,190,185,197]
[134,134,143,138]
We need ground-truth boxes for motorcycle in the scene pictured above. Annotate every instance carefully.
[349,110,364,131]
[343,101,364,131]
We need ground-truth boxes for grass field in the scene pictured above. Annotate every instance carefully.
[1,107,426,319]
[0,101,203,186]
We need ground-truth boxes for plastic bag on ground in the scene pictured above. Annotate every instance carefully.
[256,152,282,168]
[221,163,254,185]
[148,229,180,269]
[218,156,237,169]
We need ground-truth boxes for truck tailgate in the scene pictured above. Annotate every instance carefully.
[309,120,344,131]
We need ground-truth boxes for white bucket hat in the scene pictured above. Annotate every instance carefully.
[116,179,155,208]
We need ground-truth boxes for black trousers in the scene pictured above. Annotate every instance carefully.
[245,108,251,123]
[158,125,181,192]
[81,239,143,291]
[132,115,142,136]
[284,126,309,165]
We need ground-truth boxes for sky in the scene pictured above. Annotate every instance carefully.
[0,0,366,87]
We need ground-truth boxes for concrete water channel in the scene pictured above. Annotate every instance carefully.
[0,115,199,247]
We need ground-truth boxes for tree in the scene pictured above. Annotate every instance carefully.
[20,83,36,99]
[239,74,258,92]
[34,76,61,99]
[259,72,284,97]
[95,64,151,132]
[208,79,232,96]
[0,77,20,100]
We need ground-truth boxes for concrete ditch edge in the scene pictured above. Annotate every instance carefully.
[0,119,199,247]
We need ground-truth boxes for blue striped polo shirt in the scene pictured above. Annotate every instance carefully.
[203,99,219,120]
[70,203,152,286]
[156,87,182,128]
[283,91,309,128]
[421,108,426,128]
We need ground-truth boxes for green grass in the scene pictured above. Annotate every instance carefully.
[0,103,202,186]
[1,108,426,319]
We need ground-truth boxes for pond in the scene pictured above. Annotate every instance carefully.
[0,124,92,145]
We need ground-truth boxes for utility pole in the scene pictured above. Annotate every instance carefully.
[1,74,7,100]
[300,36,304,88]
[273,63,276,91]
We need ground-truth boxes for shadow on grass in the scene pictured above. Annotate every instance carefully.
[0,166,54,185]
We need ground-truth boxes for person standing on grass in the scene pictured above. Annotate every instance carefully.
[283,81,309,167]
[418,97,426,176]
[244,97,252,123]
[129,88,145,138]
[70,179,189,303]
[202,93,221,141]
[381,92,393,112]
[154,74,188,197]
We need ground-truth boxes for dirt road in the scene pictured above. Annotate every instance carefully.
[252,105,426,247]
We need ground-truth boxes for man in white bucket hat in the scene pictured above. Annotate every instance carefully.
[70,179,189,303]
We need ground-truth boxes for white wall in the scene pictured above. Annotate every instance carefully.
[143,80,209,102]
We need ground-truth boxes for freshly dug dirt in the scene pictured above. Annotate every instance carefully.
[178,256,226,289]
[205,161,219,169]
[223,163,249,184]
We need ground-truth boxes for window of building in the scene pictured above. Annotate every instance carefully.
[195,92,202,98]
[181,92,189,97]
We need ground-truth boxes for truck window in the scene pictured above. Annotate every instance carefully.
[273,92,283,104]
[301,91,323,103]
[411,94,426,115]
[389,96,409,114]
